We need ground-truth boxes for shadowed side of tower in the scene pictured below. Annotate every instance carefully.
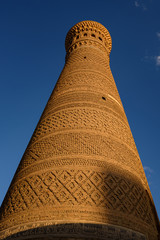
[0,21,159,240]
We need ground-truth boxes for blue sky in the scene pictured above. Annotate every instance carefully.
[0,0,160,218]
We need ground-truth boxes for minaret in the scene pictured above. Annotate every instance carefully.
[0,20,159,240]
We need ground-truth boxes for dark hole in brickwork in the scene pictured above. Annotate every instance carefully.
[84,56,86,59]
[102,96,106,101]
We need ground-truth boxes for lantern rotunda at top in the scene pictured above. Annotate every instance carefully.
[65,20,112,56]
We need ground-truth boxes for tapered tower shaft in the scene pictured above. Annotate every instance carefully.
[0,21,159,240]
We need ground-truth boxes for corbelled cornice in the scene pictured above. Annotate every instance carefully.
[65,20,112,57]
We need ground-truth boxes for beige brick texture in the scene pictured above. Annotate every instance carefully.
[0,21,159,240]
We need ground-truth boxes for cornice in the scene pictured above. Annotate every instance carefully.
[65,20,112,55]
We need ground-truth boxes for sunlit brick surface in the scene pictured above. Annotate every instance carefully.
[0,21,159,240]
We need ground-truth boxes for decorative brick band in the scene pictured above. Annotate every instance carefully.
[65,21,112,56]
[2,223,146,240]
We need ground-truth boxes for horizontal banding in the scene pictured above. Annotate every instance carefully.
[65,20,112,54]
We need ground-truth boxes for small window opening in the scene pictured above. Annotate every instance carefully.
[76,35,79,39]
[99,37,102,41]
[84,33,87,36]
[102,96,106,101]
[84,56,86,59]
[91,34,96,37]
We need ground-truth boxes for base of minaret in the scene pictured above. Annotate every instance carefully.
[2,223,147,240]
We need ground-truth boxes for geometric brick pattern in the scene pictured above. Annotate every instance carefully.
[0,21,159,240]
[0,170,154,226]
[31,108,136,149]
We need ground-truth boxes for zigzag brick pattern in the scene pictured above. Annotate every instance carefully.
[0,21,159,240]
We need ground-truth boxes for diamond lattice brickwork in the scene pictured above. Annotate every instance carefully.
[0,21,159,240]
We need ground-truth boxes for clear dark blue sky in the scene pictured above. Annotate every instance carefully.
[0,0,160,218]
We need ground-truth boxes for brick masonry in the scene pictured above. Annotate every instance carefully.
[0,21,159,240]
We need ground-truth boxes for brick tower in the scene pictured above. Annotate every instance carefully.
[0,21,159,240]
